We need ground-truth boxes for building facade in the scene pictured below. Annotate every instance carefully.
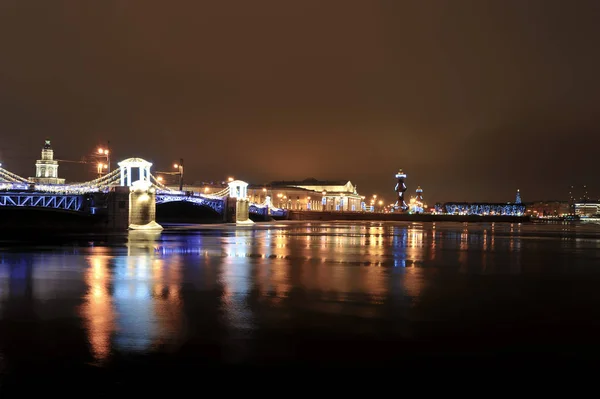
[171,178,365,211]
[574,203,600,217]
[268,178,364,211]
[525,201,571,218]
[29,140,65,185]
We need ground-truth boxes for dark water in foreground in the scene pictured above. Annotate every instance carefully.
[1,220,600,388]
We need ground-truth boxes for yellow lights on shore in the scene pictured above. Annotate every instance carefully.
[173,163,179,169]
[227,177,234,182]
[157,176,163,182]
[97,148,109,155]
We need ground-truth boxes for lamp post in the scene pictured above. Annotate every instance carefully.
[96,162,107,178]
[97,145,110,173]
[173,158,184,191]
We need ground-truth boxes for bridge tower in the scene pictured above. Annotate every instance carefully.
[394,169,408,211]
[117,158,152,187]
[227,180,254,225]
[117,158,162,231]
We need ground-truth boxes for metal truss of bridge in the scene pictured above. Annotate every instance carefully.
[155,193,226,214]
[0,192,83,211]
[435,202,526,216]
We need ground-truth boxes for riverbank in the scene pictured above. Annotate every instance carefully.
[286,210,530,223]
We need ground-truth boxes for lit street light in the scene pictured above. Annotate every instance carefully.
[97,162,108,178]
[173,158,184,191]
[96,145,110,172]
[155,158,184,190]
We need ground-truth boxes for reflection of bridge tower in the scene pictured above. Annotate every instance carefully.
[29,140,65,185]
[394,169,408,211]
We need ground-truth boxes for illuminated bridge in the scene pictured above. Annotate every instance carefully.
[0,158,287,221]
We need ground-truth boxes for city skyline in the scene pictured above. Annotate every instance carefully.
[3,138,597,206]
[0,139,600,207]
[1,1,599,203]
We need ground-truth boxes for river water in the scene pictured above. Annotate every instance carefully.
[1,221,600,388]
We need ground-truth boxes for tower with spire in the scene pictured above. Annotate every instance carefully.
[515,189,522,204]
[409,185,427,213]
[29,140,65,185]
[394,169,408,211]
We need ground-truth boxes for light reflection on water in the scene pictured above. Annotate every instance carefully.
[0,221,600,366]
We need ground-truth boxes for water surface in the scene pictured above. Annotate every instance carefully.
[1,221,600,388]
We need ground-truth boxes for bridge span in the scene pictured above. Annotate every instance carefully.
[0,157,287,232]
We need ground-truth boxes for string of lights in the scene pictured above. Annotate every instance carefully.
[0,162,280,215]
[0,166,30,183]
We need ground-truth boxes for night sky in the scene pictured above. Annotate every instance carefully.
[0,1,599,203]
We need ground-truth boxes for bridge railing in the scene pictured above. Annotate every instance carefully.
[0,182,29,191]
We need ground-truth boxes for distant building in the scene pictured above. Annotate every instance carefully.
[268,178,364,211]
[29,140,65,185]
[574,203,600,217]
[525,201,570,217]
[174,177,365,211]
[435,202,526,216]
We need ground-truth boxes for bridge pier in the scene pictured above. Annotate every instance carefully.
[227,180,254,225]
[128,180,163,230]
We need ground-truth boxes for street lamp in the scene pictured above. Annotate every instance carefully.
[97,146,110,172]
[97,162,108,178]
[173,158,184,191]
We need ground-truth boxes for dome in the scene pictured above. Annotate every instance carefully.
[117,157,153,167]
